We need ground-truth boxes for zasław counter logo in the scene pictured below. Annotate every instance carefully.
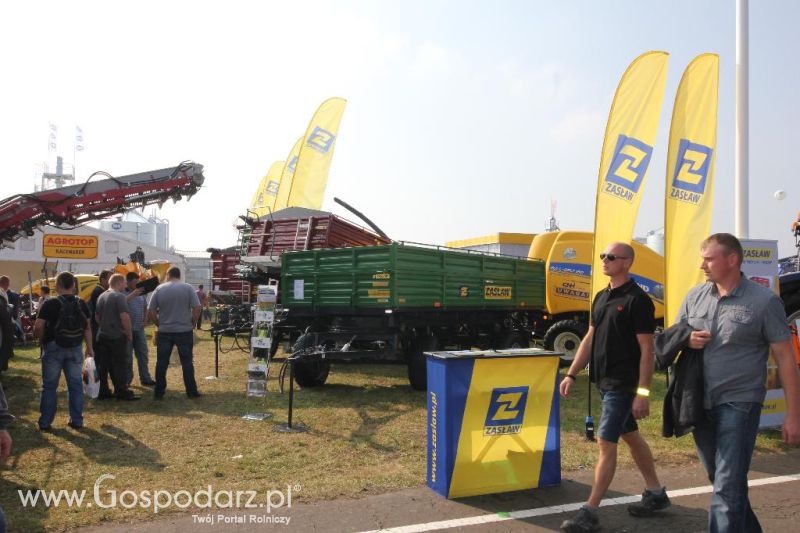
[669,139,713,205]
[603,134,653,202]
[484,386,528,435]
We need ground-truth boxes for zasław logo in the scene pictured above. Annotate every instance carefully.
[669,139,713,205]
[484,386,528,435]
[603,134,653,202]
[306,126,336,154]
[266,180,280,196]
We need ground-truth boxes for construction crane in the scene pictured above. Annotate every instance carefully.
[0,161,204,245]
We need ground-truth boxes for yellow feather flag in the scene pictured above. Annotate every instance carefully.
[273,136,303,212]
[664,54,719,326]
[591,52,669,300]
[249,160,285,218]
[285,97,347,210]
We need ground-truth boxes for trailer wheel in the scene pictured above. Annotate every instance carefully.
[543,320,586,367]
[293,359,331,387]
[408,335,438,391]
[290,332,330,387]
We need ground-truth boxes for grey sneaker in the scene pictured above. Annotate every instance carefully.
[627,487,671,517]
[560,506,600,533]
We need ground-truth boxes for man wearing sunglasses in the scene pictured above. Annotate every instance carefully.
[560,242,668,533]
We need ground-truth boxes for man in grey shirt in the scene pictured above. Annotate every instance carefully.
[679,233,800,532]
[148,267,201,399]
[96,274,137,401]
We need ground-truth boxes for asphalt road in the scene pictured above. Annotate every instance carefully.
[80,449,800,533]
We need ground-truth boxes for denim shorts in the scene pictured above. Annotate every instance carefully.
[597,390,638,443]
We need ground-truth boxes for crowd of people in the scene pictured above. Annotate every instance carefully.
[0,266,203,428]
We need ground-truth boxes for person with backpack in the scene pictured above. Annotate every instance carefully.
[32,271,93,431]
[95,274,138,401]
[0,377,14,531]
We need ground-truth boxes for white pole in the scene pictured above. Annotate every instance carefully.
[736,0,749,238]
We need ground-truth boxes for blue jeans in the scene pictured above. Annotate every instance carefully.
[693,401,762,533]
[127,329,153,384]
[0,504,5,533]
[597,390,638,443]
[39,340,84,428]
[154,331,198,397]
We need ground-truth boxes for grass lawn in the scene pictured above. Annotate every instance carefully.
[0,330,791,531]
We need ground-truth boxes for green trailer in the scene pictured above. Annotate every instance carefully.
[276,242,547,389]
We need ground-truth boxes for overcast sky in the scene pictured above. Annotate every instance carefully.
[1,1,799,257]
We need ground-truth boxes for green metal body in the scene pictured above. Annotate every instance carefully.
[281,243,545,311]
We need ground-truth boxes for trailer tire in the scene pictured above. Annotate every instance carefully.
[293,360,331,387]
[408,335,438,391]
[543,320,586,367]
[290,333,330,387]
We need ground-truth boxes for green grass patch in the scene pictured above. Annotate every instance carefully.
[0,331,791,531]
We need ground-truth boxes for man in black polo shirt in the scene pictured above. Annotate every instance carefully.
[560,242,669,533]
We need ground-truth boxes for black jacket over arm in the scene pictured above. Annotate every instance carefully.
[654,322,706,437]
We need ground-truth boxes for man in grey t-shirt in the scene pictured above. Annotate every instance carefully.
[96,274,137,401]
[148,267,201,399]
[679,233,800,532]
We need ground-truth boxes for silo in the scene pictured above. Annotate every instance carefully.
[646,230,665,256]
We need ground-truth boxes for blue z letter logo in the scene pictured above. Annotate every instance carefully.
[604,135,653,195]
[672,139,712,194]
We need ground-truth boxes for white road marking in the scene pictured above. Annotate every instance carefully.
[360,473,800,533]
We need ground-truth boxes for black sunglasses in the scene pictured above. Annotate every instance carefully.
[600,253,629,261]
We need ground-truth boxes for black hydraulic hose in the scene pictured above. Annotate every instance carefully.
[333,197,391,241]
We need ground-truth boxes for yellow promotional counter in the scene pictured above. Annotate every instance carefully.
[426,348,561,499]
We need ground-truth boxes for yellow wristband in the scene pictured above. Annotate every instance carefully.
[636,387,650,397]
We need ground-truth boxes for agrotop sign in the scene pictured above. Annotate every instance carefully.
[42,233,99,259]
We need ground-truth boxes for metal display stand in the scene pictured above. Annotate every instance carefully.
[273,355,308,433]
[205,330,225,380]
[243,285,276,421]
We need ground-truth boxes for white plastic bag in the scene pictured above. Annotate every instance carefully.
[82,356,100,399]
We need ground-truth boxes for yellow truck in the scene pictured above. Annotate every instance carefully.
[529,231,664,364]
[20,260,170,303]
[21,274,100,302]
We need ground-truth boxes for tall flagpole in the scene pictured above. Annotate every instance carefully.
[735,0,749,238]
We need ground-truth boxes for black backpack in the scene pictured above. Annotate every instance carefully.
[54,295,87,348]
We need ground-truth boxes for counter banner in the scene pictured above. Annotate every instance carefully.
[249,160,285,217]
[664,54,719,326]
[286,97,347,210]
[591,51,668,304]
[427,355,560,498]
[273,136,303,212]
